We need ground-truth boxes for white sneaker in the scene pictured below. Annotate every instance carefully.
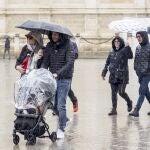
[57,129,64,139]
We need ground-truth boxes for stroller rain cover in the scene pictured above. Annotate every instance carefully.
[14,68,57,110]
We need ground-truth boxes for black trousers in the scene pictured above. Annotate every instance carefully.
[68,87,77,105]
[110,83,131,110]
[3,49,10,59]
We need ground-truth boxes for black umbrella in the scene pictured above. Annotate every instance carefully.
[16,20,73,37]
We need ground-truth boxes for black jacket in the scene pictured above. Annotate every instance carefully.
[134,31,150,79]
[70,41,78,59]
[5,38,10,50]
[15,45,43,69]
[43,39,75,80]
[102,36,133,84]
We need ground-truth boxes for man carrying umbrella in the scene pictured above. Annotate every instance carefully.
[43,32,75,138]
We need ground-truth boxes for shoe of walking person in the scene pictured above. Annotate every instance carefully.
[57,129,65,139]
[108,109,117,116]
[73,101,78,112]
[127,100,133,112]
[147,112,150,115]
[129,108,139,117]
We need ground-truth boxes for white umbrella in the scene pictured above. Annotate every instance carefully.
[109,19,147,33]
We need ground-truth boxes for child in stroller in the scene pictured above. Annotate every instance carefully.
[13,68,57,145]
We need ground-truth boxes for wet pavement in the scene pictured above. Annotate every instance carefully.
[0,59,149,150]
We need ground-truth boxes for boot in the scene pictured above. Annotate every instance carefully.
[147,112,150,115]
[127,100,132,112]
[108,109,117,116]
[129,108,139,117]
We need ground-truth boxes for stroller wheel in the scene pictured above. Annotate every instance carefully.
[13,134,20,145]
[50,132,57,142]
[27,134,36,145]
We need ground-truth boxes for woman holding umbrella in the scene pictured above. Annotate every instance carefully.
[101,36,133,116]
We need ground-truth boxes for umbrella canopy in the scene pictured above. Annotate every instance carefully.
[16,20,73,37]
[109,19,147,33]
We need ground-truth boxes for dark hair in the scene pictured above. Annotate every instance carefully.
[112,36,125,50]
[47,32,69,47]
[136,31,149,45]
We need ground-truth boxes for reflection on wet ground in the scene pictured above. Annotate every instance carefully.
[0,59,149,150]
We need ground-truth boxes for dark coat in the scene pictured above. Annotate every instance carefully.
[43,37,75,80]
[70,41,78,59]
[102,36,133,84]
[134,31,150,80]
[15,45,43,69]
[5,38,10,50]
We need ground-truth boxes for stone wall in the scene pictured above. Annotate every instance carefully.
[0,0,149,58]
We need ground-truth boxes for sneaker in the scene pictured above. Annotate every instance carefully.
[108,109,117,116]
[127,101,132,112]
[73,101,78,112]
[57,129,64,139]
[129,109,139,117]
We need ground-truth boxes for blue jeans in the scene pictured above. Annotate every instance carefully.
[55,79,71,131]
[136,75,150,111]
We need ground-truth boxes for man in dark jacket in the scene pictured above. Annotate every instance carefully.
[102,36,133,115]
[43,32,75,138]
[129,31,150,117]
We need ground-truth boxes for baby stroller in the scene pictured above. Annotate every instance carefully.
[13,68,57,145]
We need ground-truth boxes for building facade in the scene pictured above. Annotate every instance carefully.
[0,0,149,58]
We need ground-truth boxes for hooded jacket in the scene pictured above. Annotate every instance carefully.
[134,31,150,78]
[102,36,133,84]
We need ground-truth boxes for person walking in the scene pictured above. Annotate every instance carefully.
[3,37,11,59]
[129,31,150,117]
[101,36,133,116]
[43,32,75,138]
[68,39,79,112]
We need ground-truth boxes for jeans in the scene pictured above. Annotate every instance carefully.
[135,75,150,111]
[110,83,131,110]
[54,79,71,131]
